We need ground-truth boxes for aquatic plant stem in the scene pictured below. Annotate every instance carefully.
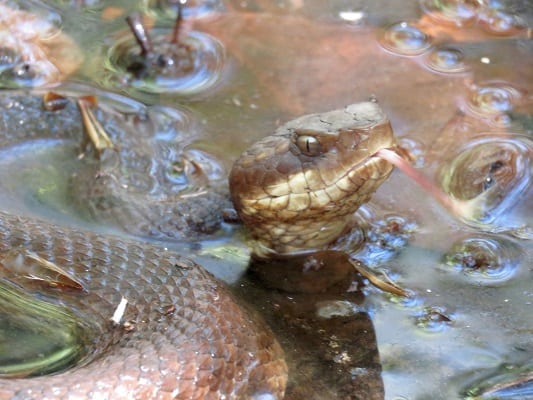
[77,99,114,155]
[171,2,184,45]
[126,13,153,56]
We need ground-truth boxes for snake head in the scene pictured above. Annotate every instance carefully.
[229,101,396,257]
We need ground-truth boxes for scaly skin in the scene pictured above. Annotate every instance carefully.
[0,87,286,399]
[1,98,394,399]
[229,101,395,256]
[0,211,287,399]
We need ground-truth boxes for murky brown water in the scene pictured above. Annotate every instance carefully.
[0,0,531,399]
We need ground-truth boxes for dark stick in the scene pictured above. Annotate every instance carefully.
[171,2,183,45]
[126,13,153,56]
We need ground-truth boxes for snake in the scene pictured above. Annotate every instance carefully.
[0,90,395,399]
[230,101,395,257]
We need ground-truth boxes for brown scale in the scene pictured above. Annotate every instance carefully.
[230,101,396,257]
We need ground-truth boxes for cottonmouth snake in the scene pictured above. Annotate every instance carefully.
[0,90,394,399]
[230,101,395,256]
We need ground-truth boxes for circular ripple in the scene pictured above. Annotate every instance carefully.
[419,0,479,26]
[479,8,527,36]
[439,135,532,224]
[415,307,453,333]
[465,80,526,117]
[379,22,432,56]
[443,235,522,285]
[424,45,468,74]
[106,29,226,95]
[142,0,224,19]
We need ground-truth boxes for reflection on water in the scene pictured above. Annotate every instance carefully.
[0,1,81,87]
[0,278,98,378]
[0,0,531,399]
[438,134,532,228]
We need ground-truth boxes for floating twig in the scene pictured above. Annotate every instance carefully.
[349,258,410,298]
[77,98,114,155]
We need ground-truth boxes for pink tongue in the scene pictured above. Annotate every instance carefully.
[375,148,466,218]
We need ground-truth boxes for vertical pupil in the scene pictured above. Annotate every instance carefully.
[306,139,310,153]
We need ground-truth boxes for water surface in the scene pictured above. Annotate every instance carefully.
[0,1,531,399]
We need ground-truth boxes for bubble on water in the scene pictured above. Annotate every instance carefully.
[379,22,432,56]
[465,81,526,117]
[443,235,522,285]
[424,45,468,74]
[478,8,527,36]
[419,0,479,27]
[106,29,226,96]
[439,135,532,224]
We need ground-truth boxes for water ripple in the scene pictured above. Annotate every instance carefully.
[424,45,468,74]
[438,134,532,226]
[105,28,226,96]
[379,22,432,56]
[442,235,522,286]
[419,0,479,27]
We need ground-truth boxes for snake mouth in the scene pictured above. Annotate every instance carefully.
[319,139,397,196]
[353,145,394,173]
[239,148,395,219]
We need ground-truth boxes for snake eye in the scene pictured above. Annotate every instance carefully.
[295,134,322,156]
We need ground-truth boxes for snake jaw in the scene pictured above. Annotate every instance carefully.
[230,101,396,256]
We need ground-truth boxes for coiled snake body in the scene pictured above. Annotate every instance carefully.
[0,96,394,399]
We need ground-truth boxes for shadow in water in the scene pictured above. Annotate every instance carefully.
[235,252,384,400]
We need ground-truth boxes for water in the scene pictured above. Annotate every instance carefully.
[424,45,468,74]
[379,22,433,56]
[105,28,226,95]
[438,134,532,228]
[443,235,522,285]
[418,0,479,27]
[0,0,531,399]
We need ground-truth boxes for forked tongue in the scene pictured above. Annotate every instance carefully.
[375,148,481,221]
